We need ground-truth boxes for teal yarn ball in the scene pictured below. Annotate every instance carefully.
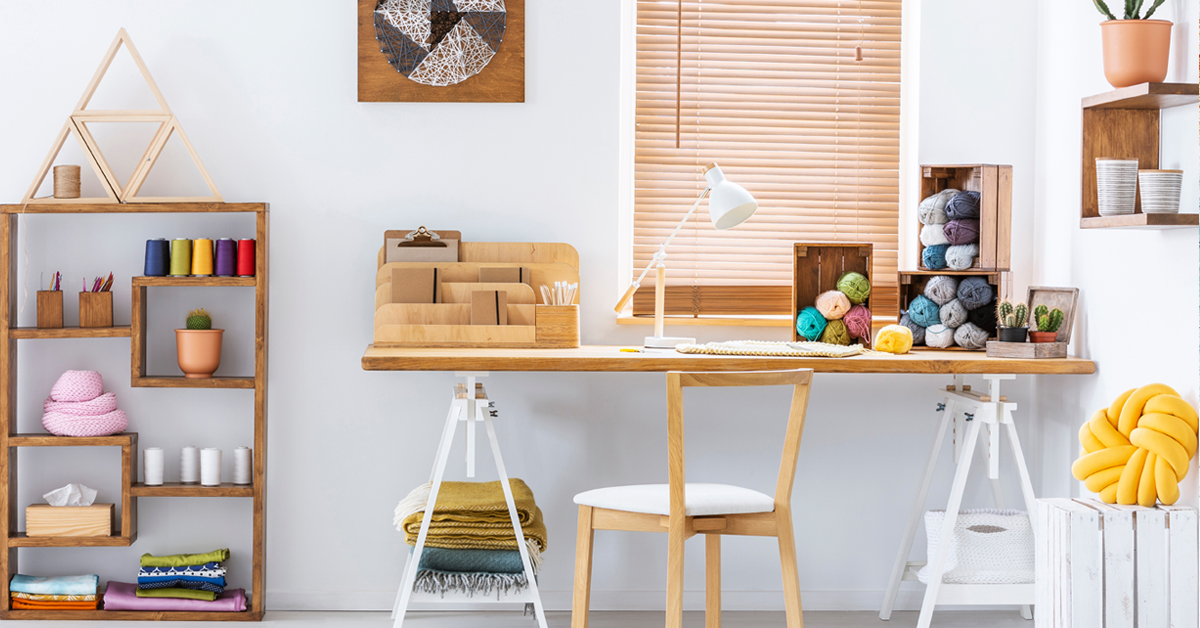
[908,295,941,327]
[796,306,828,341]
[836,271,871,304]
[922,244,948,270]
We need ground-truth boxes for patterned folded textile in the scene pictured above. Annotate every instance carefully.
[396,480,548,552]
[137,578,224,594]
[138,562,226,579]
[103,582,247,612]
[10,574,98,596]
[136,587,218,601]
[418,547,530,575]
[11,598,98,610]
[140,549,229,568]
[414,570,529,600]
[11,591,97,602]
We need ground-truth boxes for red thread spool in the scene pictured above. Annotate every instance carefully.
[237,239,256,277]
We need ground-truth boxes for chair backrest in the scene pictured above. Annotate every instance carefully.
[666,369,813,511]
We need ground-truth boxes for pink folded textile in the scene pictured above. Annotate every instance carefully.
[49,370,104,403]
[42,410,127,437]
[103,581,246,612]
[44,392,118,416]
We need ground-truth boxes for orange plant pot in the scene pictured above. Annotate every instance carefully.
[175,329,224,378]
[1100,20,1172,88]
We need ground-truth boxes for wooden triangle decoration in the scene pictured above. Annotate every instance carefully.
[23,28,221,204]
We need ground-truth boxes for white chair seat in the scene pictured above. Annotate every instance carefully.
[574,483,775,517]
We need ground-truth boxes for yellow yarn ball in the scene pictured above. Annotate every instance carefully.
[873,324,913,354]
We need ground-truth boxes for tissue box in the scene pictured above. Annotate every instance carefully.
[26,504,114,537]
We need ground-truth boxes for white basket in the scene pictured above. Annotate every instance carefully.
[918,508,1034,585]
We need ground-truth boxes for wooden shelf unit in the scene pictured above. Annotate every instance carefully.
[1081,82,1199,229]
[0,202,268,621]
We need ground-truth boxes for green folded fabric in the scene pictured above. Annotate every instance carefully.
[140,549,230,568]
[135,587,218,601]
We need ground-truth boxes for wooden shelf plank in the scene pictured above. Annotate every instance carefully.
[9,326,131,339]
[0,202,267,214]
[0,609,260,621]
[1082,82,1199,110]
[1080,213,1199,229]
[8,433,134,447]
[131,376,255,389]
[8,532,135,547]
[617,314,791,328]
[131,482,252,497]
[132,276,255,287]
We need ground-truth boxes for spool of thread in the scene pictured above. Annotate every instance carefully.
[842,304,872,342]
[237,239,256,277]
[943,219,981,245]
[815,290,851,320]
[191,238,214,276]
[957,277,994,310]
[923,275,959,306]
[918,189,957,225]
[836,272,871,305]
[874,324,913,354]
[819,319,851,346]
[945,190,982,219]
[922,244,948,270]
[53,165,81,199]
[169,239,192,276]
[899,312,926,346]
[907,295,941,328]
[967,300,998,336]
[796,306,827,341]
[143,447,164,486]
[925,324,955,348]
[939,299,967,329]
[233,447,252,485]
[954,322,989,350]
[144,239,169,277]
[200,448,222,486]
[945,243,979,271]
[180,446,200,484]
[215,239,237,276]
[920,223,950,247]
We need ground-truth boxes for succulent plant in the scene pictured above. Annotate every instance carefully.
[1092,0,1165,20]
[997,300,1028,329]
[1035,305,1065,333]
[186,308,213,330]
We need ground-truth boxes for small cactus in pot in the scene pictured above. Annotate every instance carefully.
[186,308,213,330]
[176,308,223,378]
[1030,305,1065,343]
[996,300,1029,342]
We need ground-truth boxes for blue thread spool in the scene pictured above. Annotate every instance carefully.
[144,239,169,277]
[215,239,237,277]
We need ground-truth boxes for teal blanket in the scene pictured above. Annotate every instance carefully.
[10,574,98,596]
[416,547,526,574]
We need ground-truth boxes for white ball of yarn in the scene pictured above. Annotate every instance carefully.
[954,322,989,350]
[945,243,980,271]
[923,275,959,306]
[918,189,958,225]
[939,299,967,329]
[920,223,950,247]
[925,324,955,348]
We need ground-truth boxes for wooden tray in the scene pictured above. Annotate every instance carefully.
[986,341,1067,359]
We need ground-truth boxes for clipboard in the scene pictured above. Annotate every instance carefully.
[385,227,460,263]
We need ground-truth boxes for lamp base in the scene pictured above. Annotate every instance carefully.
[644,335,696,350]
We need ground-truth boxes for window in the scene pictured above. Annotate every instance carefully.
[631,0,902,319]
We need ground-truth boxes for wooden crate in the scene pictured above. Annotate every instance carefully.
[791,243,872,342]
[899,270,1003,351]
[918,164,1012,271]
[26,504,114,537]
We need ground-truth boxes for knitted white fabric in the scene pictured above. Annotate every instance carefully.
[49,370,104,402]
[918,509,1034,585]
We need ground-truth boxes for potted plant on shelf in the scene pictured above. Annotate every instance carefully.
[997,300,1029,343]
[1092,0,1172,88]
[1029,305,1065,343]
[176,308,223,378]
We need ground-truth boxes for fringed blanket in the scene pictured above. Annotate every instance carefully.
[414,570,529,599]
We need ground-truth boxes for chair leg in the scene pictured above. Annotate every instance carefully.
[706,534,721,628]
[572,506,595,628]
[666,517,686,628]
[776,509,804,628]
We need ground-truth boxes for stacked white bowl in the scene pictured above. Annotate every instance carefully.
[1096,158,1138,216]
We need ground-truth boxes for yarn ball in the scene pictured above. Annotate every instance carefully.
[42,410,128,437]
[920,223,950,247]
[907,295,941,328]
[796,306,828,341]
[943,219,981,246]
[923,275,960,306]
[49,370,104,403]
[925,324,955,348]
[899,312,926,346]
[922,244,949,270]
[836,272,871,305]
[956,277,994,310]
[945,190,981,219]
[820,320,852,346]
[44,392,117,417]
[918,189,958,225]
[953,322,989,350]
[815,290,851,320]
[842,305,872,342]
[874,324,913,354]
[939,299,968,329]
[945,243,979,270]
[967,301,998,336]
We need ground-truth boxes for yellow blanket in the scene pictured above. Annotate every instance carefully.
[401,480,547,552]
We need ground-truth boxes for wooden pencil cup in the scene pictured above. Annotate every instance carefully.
[37,291,63,329]
[79,292,113,328]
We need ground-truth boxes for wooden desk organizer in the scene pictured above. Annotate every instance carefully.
[374,240,580,348]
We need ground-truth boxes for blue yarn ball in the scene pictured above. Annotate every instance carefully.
[946,190,981,219]
[908,295,941,327]
[796,306,828,341]
[922,244,948,270]
[956,276,994,310]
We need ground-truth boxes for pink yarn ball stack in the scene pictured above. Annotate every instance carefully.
[41,371,127,437]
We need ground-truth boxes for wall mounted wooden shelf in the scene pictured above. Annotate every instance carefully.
[132,482,253,498]
[1080,213,1198,230]
[8,533,136,548]
[9,326,132,339]
[132,276,256,288]
[131,376,256,389]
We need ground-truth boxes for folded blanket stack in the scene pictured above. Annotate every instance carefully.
[10,574,99,610]
[136,549,230,602]
[394,480,547,599]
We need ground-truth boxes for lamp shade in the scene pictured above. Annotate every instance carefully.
[704,163,758,230]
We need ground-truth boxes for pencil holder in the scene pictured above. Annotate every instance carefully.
[37,291,63,329]
[79,292,112,328]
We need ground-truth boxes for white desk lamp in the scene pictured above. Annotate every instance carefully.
[615,163,758,349]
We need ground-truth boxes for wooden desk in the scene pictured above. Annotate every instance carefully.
[363,344,1096,375]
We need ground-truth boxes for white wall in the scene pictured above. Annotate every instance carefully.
[0,0,1187,614]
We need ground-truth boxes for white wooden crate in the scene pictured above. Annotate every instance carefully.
[1036,498,1198,628]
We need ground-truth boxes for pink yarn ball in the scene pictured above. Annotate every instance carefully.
[49,370,104,403]
[815,290,851,320]
[843,305,872,341]
[42,410,127,437]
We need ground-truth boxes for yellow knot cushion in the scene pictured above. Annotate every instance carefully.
[873,324,912,355]
[1071,384,1199,506]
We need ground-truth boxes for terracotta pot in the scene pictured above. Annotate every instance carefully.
[1029,331,1058,343]
[176,329,224,378]
[1100,20,1172,88]
[998,327,1028,343]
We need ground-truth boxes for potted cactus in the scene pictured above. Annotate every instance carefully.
[1092,0,1172,88]
[175,308,223,378]
[1029,305,1065,343]
[996,300,1029,343]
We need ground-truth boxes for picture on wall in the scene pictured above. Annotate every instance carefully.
[358,0,524,103]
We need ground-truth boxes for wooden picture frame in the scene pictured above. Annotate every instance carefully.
[1027,286,1079,344]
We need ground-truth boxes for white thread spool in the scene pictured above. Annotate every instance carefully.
[233,447,252,485]
[180,446,200,484]
[143,447,164,486]
[200,448,222,486]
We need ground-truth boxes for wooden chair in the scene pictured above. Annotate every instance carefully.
[571,369,814,628]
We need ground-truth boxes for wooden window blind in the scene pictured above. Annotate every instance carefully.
[632,0,902,319]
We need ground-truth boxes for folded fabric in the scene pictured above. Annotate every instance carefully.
[137,573,226,586]
[11,598,98,610]
[140,549,230,568]
[418,547,531,575]
[397,480,548,552]
[138,562,225,579]
[103,582,246,612]
[11,591,98,602]
[136,587,218,601]
[414,569,528,600]
[137,578,224,594]
[10,574,98,596]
